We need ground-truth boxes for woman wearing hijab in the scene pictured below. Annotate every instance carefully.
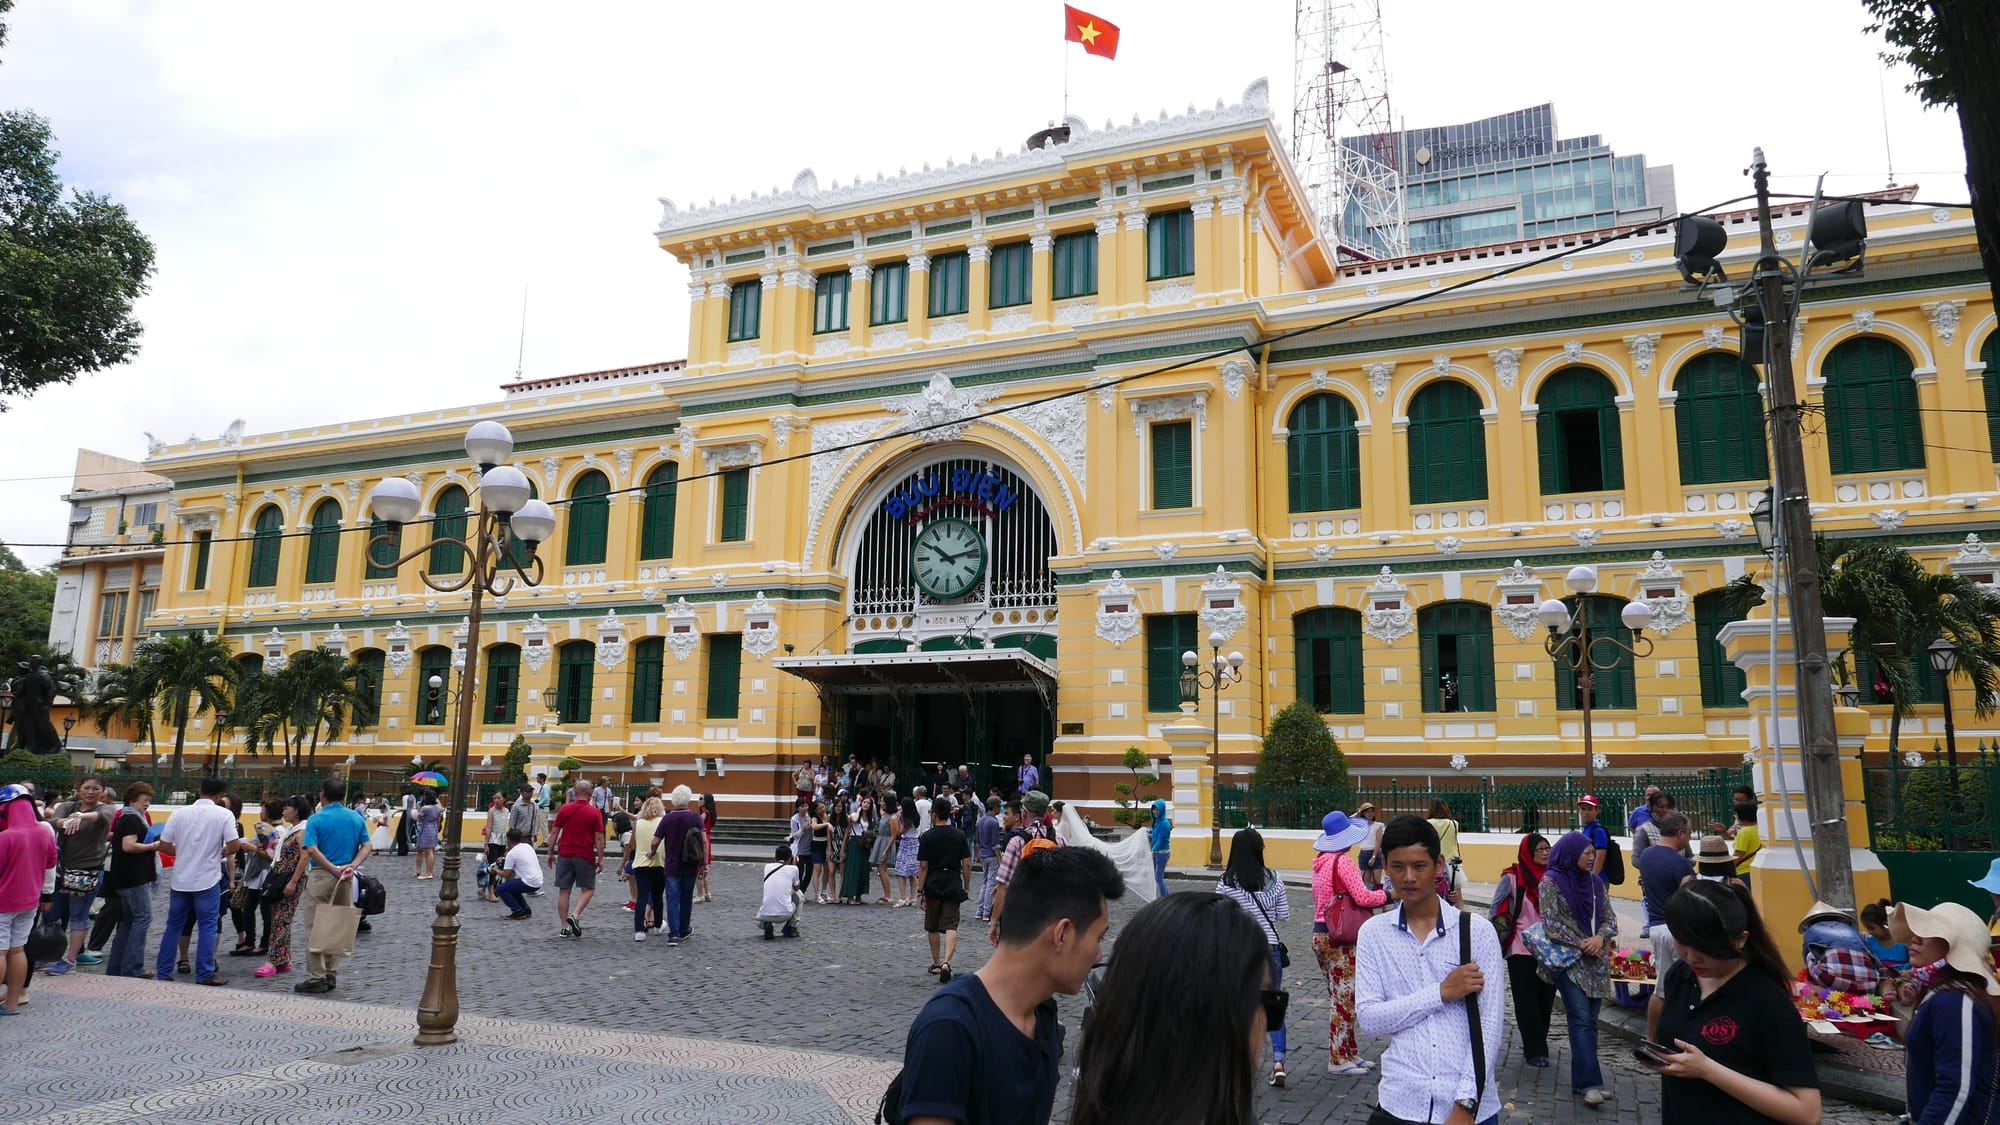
[1538,831,1618,1106]
[1310,810,1387,1075]
[1892,900,1999,1125]
[1493,832,1556,1068]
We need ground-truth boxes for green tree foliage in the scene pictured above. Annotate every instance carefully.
[1254,700,1351,789]
[498,734,532,795]
[86,660,155,753]
[230,648,378,771]
[1110,744,1160,827]
[0,541,56,661]
[131,631,234,777]
[1817,536,2000,717]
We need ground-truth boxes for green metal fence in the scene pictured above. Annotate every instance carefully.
[1218,766,1754,835]
[1864,743,1998,852]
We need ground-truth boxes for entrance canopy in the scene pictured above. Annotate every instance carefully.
[774,648,1056,697]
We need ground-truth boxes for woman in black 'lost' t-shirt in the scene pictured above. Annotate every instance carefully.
[1648,881,1821,1125]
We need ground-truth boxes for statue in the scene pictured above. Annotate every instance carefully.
[7,655,63,755]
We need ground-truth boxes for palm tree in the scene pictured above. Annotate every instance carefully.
[85,661,156,755]
[227,664,290,768]
[279,648,377,770]
[134,632,235,778]
[1818,537,2000,717]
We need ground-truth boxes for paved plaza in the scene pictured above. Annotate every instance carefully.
[4,856,1901,1123]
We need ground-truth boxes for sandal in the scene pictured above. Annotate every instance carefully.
[1269,1062,1287,1088]
[927,964,941,975]
[177,960,191,975]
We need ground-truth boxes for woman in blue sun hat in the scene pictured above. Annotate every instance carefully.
[1310,809,1388,1076]
[1972,857,2000,970]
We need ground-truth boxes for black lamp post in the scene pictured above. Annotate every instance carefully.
[61,713,76,750]
[0,684,13,750]
[1926,635,1961,806]
[1539,566,1655,794]
[1179,630,1245,868]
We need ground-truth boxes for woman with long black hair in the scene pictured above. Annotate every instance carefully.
[1215,828,1292,1088]
[1649,880,1822,1124]
[1071,892,1276,1125]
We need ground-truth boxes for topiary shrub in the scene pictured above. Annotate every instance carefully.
[498,735,532,796]
[1111,745,1160,826]
[1254,701,1351,789]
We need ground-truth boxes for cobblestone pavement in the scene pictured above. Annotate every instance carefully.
[35,856,1897,1124]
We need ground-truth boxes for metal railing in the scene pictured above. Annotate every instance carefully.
[1218,767,1754,835]
[1864,744,1998,852]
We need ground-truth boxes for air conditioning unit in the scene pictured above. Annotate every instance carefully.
[148,523,165,533]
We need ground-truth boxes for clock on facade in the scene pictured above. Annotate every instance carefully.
[909,517,987,599]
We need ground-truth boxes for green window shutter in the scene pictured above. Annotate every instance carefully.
[1150,421,1193,509]
[355,650,385,719]
[630,638,664,723]
[191,532,212,590]
[1693,591,1750,708]
[990,242,1031,308]
[929,252,969,316]
[556,642,595,724]
[1536,408,1564,494]
[1419,612,1442,712]
[727,280,762,342]
[430,487,468,575]
[304,501,342,585]
[1146,209,1194,279]
[1295,608,1364,714]
[1985,335,2000,460]
[417,648,452,725]
[1825,338,1923,474]
[1053,231,1097,299]
[484,645,520,724]
[719,468,750,542]
[1287,394,1361,513]
[706,634,742,719]
[1536,368,1620,494]
[871,262,909,325]
[1673,356,1768,485]
[363,519,401,579]
[1598,402,1625,490]
[1419,603,1495,713]
[1146,614,1197,712]
[639,463,679,560]
[563,471,610,566]
[1465,610,1496,713]
[1408,380,1488,504]
[247,507,283,588]
[813,271,850,334]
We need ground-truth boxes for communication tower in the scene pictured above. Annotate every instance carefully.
[1292,0,1406,260]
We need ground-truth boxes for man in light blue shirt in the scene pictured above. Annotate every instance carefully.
[1147,798,1172,898]
[295,779,372,995]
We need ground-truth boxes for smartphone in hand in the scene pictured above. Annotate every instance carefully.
[1634,1039,1678,1067]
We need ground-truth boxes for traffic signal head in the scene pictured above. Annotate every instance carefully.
[1674,216,1729,286]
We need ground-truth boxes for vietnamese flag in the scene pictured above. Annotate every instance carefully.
[1063,4,1119,59]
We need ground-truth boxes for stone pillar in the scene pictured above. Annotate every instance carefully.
[1029,229,1053,327]
[756,270,780,365]
[846,260,872,352]
[966,239,991,337]
[1191,196,1216,300]
[906,250,930,343]
[1718,608,1889,973]
[1093,212,1120,314]
[1161,707,1216,869]
[1117,209,1148,312]
[1213,191,1248,302]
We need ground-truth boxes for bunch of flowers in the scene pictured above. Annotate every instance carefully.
[1791,972,1882,1021]
[1609,946,1654,981]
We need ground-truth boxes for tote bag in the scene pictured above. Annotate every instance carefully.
[307,875,363,957]
[1521,920,1580,973]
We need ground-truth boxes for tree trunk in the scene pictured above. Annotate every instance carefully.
[1933,0,2000,317]
[171,710,187,781]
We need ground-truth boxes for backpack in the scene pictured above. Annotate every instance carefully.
[1601,837,1626,886]
[1489,869,1528,946]
[681,823,707,867]
[357,873,387,916]
[1022,835,1058,859]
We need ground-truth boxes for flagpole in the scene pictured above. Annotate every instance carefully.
[1063,42,1070,121]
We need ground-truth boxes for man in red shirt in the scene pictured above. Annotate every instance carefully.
[546,779,605,939]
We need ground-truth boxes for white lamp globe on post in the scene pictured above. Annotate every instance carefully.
[1750,487,1777,555]
[1620,600,1655,636]
[1565,565,1598,595]
[368,477,422,527]
[463,421,514,471]
[477,465,531,516]
[1538,598,1572,634]
[510,500,557,551]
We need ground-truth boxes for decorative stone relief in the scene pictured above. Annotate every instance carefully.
[1951,533,1997,573]
[991,309,1032,334]
[1154,542,1179,560]
[1431,355,1452,377]
[1702,324,1726,350]
[1364,362,1394,401]
[1095,382,1117,413]
[1571,527,1601,547]
[1922,300,1965,346]
[1199,567,1247,643]
[1147,280,1195,306]
[1128,392,1208,438]
[1094,571,1142,648]
[700,440,762,471]
[1625,334,1659,379]
[1011,394,1088,491]
[741,592,780,660]
[321,623,348,657]
[727,342,758,365]
[614,448,635,483]
[1436,536,1463,556]
[709,573,729,589]
[1870,509,1906,530]
[262,628,290,672]
[1561,340,1584,363]
[770,416,800,450]
[1635,552,1691,635]
[1219,359,1250,400]
[889,372,999,444]
[874,325,909,347]
[1492,559,1545,641]
[520,614,551,672]
[1310,369,1330,391]
[344,479,362,506]
[1053,300,1097,325]
[384,621,411,675]
[1491,348,1522,390]
[1310,543,1336,562]
[807,419,889,528]
[594,610,628,669]
[664,598,701,662]
[451,618,471,669]
[1449,754,1469,771]
[1591,752,1610,771]
[1852,308,1876,334]
[1363,567,1414,645]
[1715,518,1749,540]
[677,426,699,458]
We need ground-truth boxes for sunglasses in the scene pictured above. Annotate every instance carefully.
[1260,989,1289,1027]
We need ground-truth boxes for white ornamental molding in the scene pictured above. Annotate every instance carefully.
[614,448,635,484]
[1127,391,1208,438]
[890,373,999,444]
[520,614,552,673]
[1199,566,1247,642]
[1436,536,1463,556]
[1493,559,1545,641]
[540,457,563,489]
[1309,369,1330,391]
[262,628,290,672]
[1715,518,1749,541]
[1591,753,1610,771]
[1310,543,1336,562]
[1871,509,1907,530]
[595,610,628,670]
[991,309,1033,334]
[1154,541,1179,560]
[1491,348,1522,390]
[1950,532,1999,576]
[1430,355,1452,377]
[741,592,780,660]
[1364,362,1394,401]
[1636,551,1691,635]
[1625,334,1660,379]
[321,623,348,658]
[1923,300,1965,346]
[700,441,762,472]
[677,426,700,458]
[1010,394,1088,492]
[1494,602,1540,641]
[1702,324,1727,350]
[344,479,362,506]
[806,419,889,528]
[286,485,303,514]
[384,621,412,675]
[771,415,808,450]
[664,597,702,662]
[1219,359,1251,401]
[225,491,239,517]
[1450,754,1469,771]
[452,618,470,670]
[1571,527,1601,547]
[1852,308,1877,334]
[1561,340,1584,364]
[1094,571,1143,647]
[1095,381,1117,413]
[1147,280,1195,306]
[1363,566,1414,645]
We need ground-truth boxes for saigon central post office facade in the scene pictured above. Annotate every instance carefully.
[140,81,1999,814]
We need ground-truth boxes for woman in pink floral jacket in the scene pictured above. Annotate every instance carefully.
[1310,809,1389,1074]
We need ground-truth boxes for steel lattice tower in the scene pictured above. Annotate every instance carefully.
[1292,0,1406,259]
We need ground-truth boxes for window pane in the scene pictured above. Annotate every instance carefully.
[727,280,762,342]
[813,271,850,334]
[929,253,969,317]
[484,646,520,724]
[564,471,610,566]
[1146,615,1199,712]
[719,468,750,542]
[871,262,909,325]
[1151,421,1193,509]
[1146,209,1194,279]
[706,634,742,719]
[430,487,468,575]
[631,637,664,723]
[1053,231,1097,299]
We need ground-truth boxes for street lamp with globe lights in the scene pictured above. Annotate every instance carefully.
[364,421,555,1048]
[1926,635,1963,807]
[1179,630,1245,868]
[1540,566,1654,793]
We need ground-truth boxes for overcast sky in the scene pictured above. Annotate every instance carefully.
[0,0,1968,568]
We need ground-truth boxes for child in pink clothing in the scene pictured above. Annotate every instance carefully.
[0,791,60,1014]
[1310,810,1390,1073]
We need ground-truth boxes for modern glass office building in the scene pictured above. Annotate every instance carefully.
[1342,103,1676,256]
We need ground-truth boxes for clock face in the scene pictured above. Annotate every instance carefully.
[910,518,986,600]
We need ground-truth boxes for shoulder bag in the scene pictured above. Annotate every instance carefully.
[1521,920,1581,973]
[306,874,363,958]
[1326,856,1368,946]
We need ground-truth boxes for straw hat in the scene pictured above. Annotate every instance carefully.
[1313,810,1370,853]
[1890,901,2000,996]
[1695,834,1735,875]
[1798,900,1856,932]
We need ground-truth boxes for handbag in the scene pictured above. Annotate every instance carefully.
[306,875,363,957]
[1247,878,1292,967]
[1521,920,1581,972]
[25,910,66,963]
[57,866,102,896]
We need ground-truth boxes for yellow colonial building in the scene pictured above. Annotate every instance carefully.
[131,80,1997,821]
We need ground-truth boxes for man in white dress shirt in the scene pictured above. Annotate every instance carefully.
[1354,815,1505,1125]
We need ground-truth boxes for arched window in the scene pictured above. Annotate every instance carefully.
[1418,602,1494,713]
[430,486,468,575]
[484,644,520,724]
[1295,607,1364,714]
[247,506,284,588]
[1406,380,1488,504]
[630,637,664,722]
[1287,393,1362,512]
[1693,591,1751,709]
[1982,333,1999,461]
[565,470,611,566]
[1553,595,1637,710]
[363,518,400,579]
[1674,355,1768,485]
[1535,367,1624,494]
[304,500,342,585]
[416,647,452,725]
[236,652,264,676]
[556,641,595,723]
[1823,337,1924,473]
[352,649,385,725]
[640,463,679,560]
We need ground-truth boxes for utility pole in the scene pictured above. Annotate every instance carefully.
[1750,149,1855,910]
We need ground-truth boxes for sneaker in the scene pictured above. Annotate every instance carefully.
[294,979,332,994]
[666,936,682,947]
[623,902,635,912]
[568,917,583,937]
[633,931,646,942]
[76,951,104,965]
[1329,1063,1371,1076]
[504,911,532,920]
[1583,1089,1608,1108]
[1526,1056,1550,1068]
[44,960,74,975]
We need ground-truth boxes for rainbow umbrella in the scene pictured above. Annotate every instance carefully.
[409,771,448,787]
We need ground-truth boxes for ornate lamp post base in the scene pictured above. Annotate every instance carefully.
[413,849,464,1045]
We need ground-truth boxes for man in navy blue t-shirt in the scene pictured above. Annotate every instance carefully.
[895,847,1125,1125]
[1635,810,1692,1040]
